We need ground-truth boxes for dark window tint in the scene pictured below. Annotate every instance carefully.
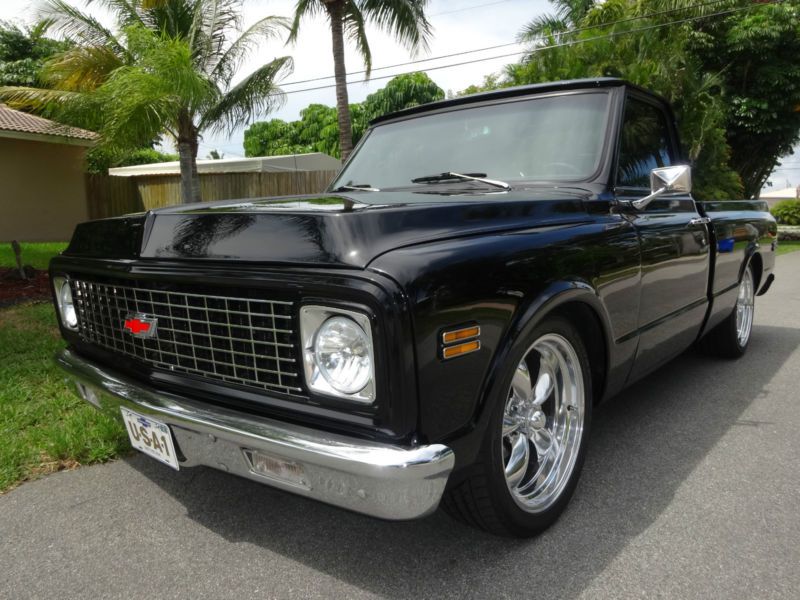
[617,97,674,188]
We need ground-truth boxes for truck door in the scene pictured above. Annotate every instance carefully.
[615,93,711,382]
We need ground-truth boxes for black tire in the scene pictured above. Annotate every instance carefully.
[700,263,756,359]
[442,315,593,537]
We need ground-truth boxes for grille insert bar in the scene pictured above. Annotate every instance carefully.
[70,279,303,397]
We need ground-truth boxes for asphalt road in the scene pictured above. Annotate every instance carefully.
[2,253,799,600]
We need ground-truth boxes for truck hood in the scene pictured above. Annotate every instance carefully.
[64,189,593,268]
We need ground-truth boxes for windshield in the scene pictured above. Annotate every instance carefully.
[332,91,611,192]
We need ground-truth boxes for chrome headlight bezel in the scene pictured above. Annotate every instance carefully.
[299,305,375,404]
[53,275,78,331]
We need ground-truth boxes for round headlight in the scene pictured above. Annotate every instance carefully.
[59,280,78,329]
[313,316,372,394]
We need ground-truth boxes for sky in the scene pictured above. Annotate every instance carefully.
[0,0,548,158]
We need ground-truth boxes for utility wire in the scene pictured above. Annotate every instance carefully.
[430,0,519,18]
[279,0,740,89]
[278,1,777,97]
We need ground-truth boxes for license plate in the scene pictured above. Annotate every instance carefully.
[121,408,179,470]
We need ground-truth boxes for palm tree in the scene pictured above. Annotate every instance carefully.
[0,0,292,204]
[518,0,595,43]
[287,0,432,162]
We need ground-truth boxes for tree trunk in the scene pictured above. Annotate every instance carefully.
[326,1,354,162]
[11,240,25,280]
[177,110,201,204]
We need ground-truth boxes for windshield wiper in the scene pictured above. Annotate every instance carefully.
[411,171,511,190]
[332,183,380,192]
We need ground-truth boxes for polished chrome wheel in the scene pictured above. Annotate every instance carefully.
[735,267,755,347]
[501,333,585,513]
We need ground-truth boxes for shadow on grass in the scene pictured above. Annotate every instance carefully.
[129,324,799,598]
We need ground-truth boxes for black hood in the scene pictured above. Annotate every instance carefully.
[64,190,594,268]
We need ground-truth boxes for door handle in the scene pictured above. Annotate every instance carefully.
[688,217,711,226]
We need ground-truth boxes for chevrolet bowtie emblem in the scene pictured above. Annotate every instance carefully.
[123,313,158,338]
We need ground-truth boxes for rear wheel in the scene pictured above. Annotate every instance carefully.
[700,263,755,358]
[442,316,592,537]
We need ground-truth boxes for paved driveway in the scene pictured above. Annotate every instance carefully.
[2,253,799,600]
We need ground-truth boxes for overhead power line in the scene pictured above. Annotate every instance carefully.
[279,0,738,89]
[430,0,519,18]
[278,1,778,97]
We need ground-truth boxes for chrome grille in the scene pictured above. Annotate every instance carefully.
[70,278,302,397]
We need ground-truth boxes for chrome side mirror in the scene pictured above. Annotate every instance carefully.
[631,165,692,210]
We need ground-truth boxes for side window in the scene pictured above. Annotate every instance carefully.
[617,96,674,189]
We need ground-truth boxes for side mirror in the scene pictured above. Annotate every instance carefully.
[631,165,692,210]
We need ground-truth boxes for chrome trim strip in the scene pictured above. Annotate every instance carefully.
[55,349,454,520]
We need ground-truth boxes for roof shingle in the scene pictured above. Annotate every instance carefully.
[0,104,98,142]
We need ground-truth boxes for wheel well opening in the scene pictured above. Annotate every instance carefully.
[750,252,764,290]
[551,302,607,405]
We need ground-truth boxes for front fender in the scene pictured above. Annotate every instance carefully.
[369,215,640,447]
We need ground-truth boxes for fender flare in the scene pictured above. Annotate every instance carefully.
[739,224,763,289]
[473,280,614,429]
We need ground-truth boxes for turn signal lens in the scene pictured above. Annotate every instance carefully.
[442,340,481,359]
[53,276,78,330]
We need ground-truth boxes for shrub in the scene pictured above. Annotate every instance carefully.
[771,200,800,225]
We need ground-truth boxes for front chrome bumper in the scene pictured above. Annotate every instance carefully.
[55,349,454,520]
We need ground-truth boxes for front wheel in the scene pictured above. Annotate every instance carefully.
[442,316,592,537]
[700,263,756,358]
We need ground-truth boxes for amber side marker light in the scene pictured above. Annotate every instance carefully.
[441,324,481,359]
[442,340,481,359]
[442,325,480,344]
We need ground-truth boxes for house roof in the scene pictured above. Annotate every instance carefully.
[0,104,98,146]
[108,153,342,176]
[761,186,799,200]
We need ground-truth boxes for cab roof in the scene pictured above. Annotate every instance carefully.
[369,77,665,126]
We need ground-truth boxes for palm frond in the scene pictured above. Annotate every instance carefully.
[0,85,83,110]
[201,55,292,135]
[343,2,372,75]
[358,0,432,55]
[96,34,216,145]
[0,85,104,132]
[87,0,146,30]
[287,0,325,45]
[28,18,56,40]
[190,0,241,70]
[209,15,290,83]
[40,0,129,58]
[42,45,125,91]
[518,15,570,43]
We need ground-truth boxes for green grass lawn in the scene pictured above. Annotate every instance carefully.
[0,242,68,270]
[0,303,129,493]
[777,241,800,256]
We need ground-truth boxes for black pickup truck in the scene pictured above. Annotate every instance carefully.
[51,78,777,537]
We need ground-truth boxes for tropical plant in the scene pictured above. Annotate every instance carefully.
[0,0,292,203]
[771,200,800,226]
[287,0,433,162]
[244,71,443,158]
[0,20,69,87]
